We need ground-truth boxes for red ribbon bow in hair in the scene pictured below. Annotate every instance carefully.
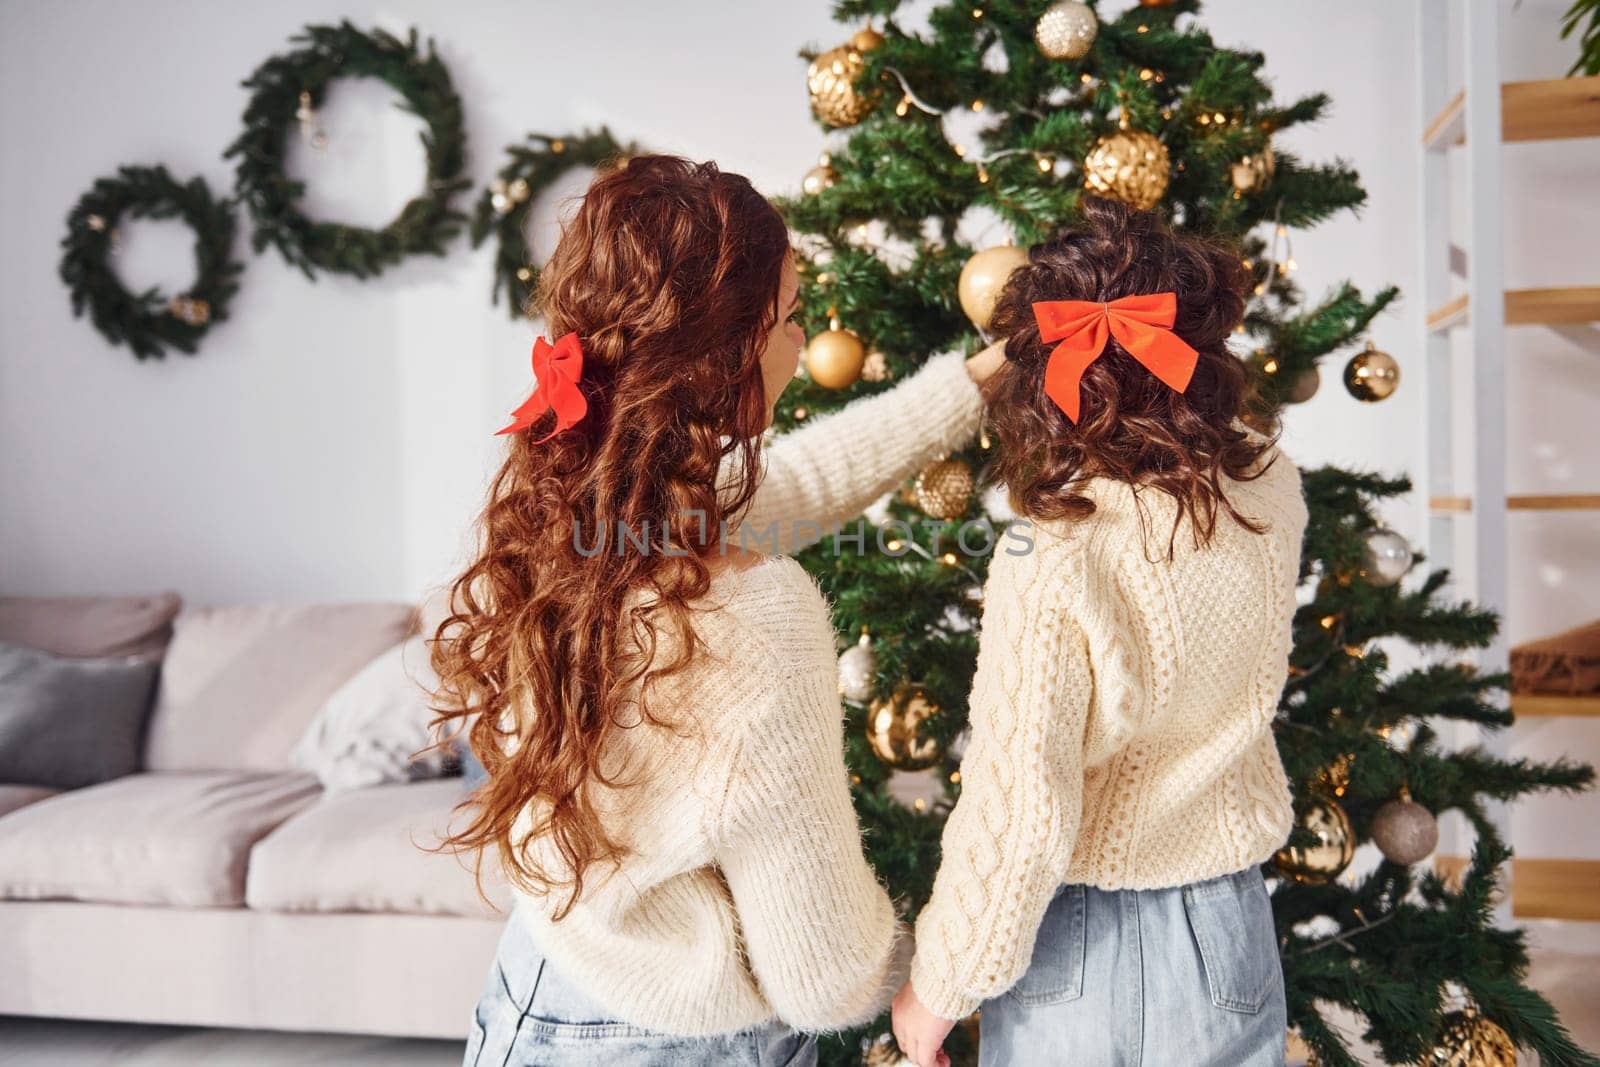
[494,332,588,441]
[1031,292,1199,423]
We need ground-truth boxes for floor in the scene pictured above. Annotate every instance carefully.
[1,942,1594,1065]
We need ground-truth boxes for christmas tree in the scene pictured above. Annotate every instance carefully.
[770,2,1597,1064]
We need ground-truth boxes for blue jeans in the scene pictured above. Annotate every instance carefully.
[462,912,818,1067]
[978,866,1286,1066]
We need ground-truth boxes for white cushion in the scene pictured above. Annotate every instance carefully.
[0,771,321,906]
[246,779,509,917]
[289,635,457,792]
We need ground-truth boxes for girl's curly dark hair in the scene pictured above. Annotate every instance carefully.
[981,195,1277,559]
[419,155,790,920]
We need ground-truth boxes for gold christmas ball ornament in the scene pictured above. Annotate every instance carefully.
[914,458,976,520]
[1083,130,1171,211]
[808,40,880,128]
[802,162,838,196]
[849,27,886,52]
[958,244,1030,330]
[838,632,878,704]
[1273,800,1355,884]
[866,682,944,770]
[1343,340,1400,402]
[1034,1,1098,61]
[1371,795,1439,865]
[1428,1012,1516,1067]
[1230,146,1276,194]
[804,327,867,389]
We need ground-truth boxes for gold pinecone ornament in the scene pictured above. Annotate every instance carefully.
[1428,1011,1516,1067]
[1343,340,1401,401]
[915,458,976,519]
[1273,800,1355,884]
[1035,1,1098,61]
[807,30,884,128]
[866,682,944,770]
[1083,129,1171,210]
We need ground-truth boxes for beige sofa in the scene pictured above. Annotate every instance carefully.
[0,601,511,1040]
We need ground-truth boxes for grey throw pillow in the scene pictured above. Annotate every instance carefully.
[0,640,160,789]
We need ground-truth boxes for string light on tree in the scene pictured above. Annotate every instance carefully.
[1034,1,1098,61]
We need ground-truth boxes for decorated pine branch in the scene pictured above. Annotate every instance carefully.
[773,2,1596,1065]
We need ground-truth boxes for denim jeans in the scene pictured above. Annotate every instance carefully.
[978,866,1286,1067]
[462,912,818,1067]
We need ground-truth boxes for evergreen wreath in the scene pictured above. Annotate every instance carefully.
[470,127,639,319]
[224,20,470,281]
[58,164,244,360]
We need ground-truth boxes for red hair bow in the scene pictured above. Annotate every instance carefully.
[494,332,588,441]
[1031,292,1199,423]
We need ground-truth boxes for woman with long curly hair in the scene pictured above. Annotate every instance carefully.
[427,154,1005,1066]
[890,197,1307,1067]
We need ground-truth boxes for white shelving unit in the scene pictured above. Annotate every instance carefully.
[1417,0,1600,924]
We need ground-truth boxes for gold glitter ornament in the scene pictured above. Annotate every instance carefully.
[802,162,838,196]
[915,457,975,519]
[1083,130,1171,210]
[1035,1,1098,61]
[861,349,890,382]
[167,295,211,327]
[1428,1011,1515,1067]
[866,682,944,770]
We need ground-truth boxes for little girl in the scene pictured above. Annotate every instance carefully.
[893,197,1305,1067]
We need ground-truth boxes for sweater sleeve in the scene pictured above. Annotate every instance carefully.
[724,349,984,556]
[908,543,1095,1021]
[712,566,908,1033]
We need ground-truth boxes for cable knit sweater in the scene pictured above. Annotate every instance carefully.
[908,424,1308,1022]
[502,350,987,1036]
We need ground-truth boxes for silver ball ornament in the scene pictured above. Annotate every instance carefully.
[1361,527,1413,587]
[838,633,877,704]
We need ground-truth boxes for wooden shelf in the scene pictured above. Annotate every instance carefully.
[1422,75,1600,149]
[1513,693,1600,718]
[1430,494,1600,512]
[1435,856,1600,922]
[1425,287,1600,334]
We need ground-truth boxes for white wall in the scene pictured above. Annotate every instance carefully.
[1,1,1593,849]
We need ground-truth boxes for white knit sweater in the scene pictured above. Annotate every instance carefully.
[503,350,987,1036]
[908,423,1307,1021]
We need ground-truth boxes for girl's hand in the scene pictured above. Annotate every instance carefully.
[891,980,956,1067]
[964,339,1008,386]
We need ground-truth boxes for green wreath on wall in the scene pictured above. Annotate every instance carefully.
[470,128,640,319]
[58,164,244,360]
[223,21,470,281]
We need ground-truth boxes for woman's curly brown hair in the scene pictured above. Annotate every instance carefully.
[981,196,1277,559]
[418,155,790,919]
